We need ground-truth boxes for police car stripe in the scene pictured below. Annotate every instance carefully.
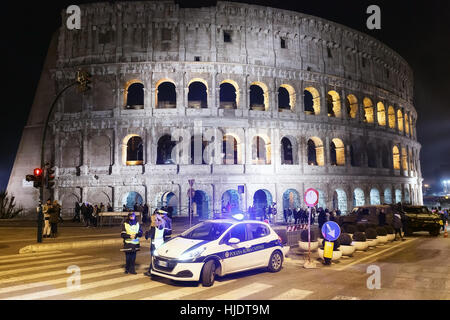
[179,240,210,256]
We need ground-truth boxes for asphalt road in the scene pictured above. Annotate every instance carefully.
[0,232,449,301]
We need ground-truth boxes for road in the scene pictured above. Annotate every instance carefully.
[0,232,449,300]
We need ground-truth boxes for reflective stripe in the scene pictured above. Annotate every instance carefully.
[124,222,140,245]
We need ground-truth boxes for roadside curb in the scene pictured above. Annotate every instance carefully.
[19,238,124,254]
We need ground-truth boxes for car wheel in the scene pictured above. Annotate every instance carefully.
[201,260,216,287]
[267,250,283,273]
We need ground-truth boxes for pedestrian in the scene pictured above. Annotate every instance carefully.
[318,208,327,231]
[144,210,158,276]
[336,209,342,217]
[43,199,52,238]
[162,211,172,242]
[120,212,143,275]
[53,200,63,223]
[442,210,448,232]
[144,210,167,276]
[393,212,404,241]
[378,209,386,226]
[283,208,288,224]
[100,202,106,213]
[122,204,128,212]
[91,205,99,227]
[107,203,113,212]
[142,203,149,224]
[329,210,336,222]
[73,202,81,222]
[81,202,89,227]
[49,201,60,238]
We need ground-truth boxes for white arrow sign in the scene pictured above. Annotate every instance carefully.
[326,224,335,238]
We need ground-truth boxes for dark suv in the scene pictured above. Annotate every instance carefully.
[401,205,441,236]
[338,204,401,228]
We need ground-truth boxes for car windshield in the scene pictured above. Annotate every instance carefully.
[405,207,431,214]
[180,222,232,241]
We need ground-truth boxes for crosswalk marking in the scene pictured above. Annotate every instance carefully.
[0,267,124,296]
[141,279,238,300]
[0,253,75,267]
[208,282,272,300]
[0,251,63,261]
[270,288,313,300]
[6,272,148,300]
[0,257,107,277]
[0,261,119,285]
[332,295,360,300]
[75,280,165,300]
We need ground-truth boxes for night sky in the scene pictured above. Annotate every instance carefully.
[1,0,449,192]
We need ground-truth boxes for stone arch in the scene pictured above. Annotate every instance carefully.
[367,142,378,168]
[405,113,410,135]
[192,190,211,219]
[156,134,177,165]
[222,190,241,214]
[404,187,411,204]
[122,134,143,166]
[350,138,364,167]
[346,94,358,119]
[377,102,386,126]
[330,138,345,166]
[282,189,301,211]
[395,189,402,204]
[156,79,176,109]
[280,136,295,165]
[370,188,381,205]
[188,79,208,109]
[317,189,326,209]
[381,144,390,169]
[397,109,404,132]
[353,188,365,207]
[122,191,143,211]
[253,189,273,214]
[190,134,208,165]
[384,188,393,204]
[307,137,324,166]
[393,146,401,170]
[327,90,342,118]
[219,79,239,109]
[401,147,408,171]
[333,189,348,214]
[388,106,396,129]
[61,134,82,168]
[249,81,269,111]
[252,134,271,165]
[363,97,374,123]
[222,133,241,164]
[124,79,144,109]
[278,84,296,111]
[304,87,320,115]
[160,191,178,216]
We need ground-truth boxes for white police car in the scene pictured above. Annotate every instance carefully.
[150,217,289,286]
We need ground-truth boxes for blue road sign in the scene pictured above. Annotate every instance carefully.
[321,221,341,242]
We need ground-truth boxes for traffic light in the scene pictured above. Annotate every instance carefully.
[45,166,56,189]
[25,168,43,188]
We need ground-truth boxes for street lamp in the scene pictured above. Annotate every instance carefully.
[36,69,91,243]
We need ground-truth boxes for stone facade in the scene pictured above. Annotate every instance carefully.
[7,1,422,220]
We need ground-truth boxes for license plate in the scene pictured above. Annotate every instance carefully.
[157,260,168,267]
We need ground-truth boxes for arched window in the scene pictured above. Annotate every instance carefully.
[353,188,365,207]
[220,81,238,109]
[281,137,293,165]
[370,189,381,205]
[188,80,207,109]
[156,81,176,109]
[367,144,377,168]
[401,147,408,171]
[381,144,390,169]
[250,83,268,111]
[157,134,177,165]
[125,82,144,109]
[307,137,324,166]
[126,136,143,166]
[304,87,320,115]
[397,109,404,132]
[393,146,400,170]
[330,138,345,166]
[350,140,364,167]
[222,135,238,164]
[388,106,396,129]
[363,98,374,123]
[252,136,271,164]
[327,91,341,118]
[405,113,410,135]
[346,94,358,119]
[278,84,295,112]
[384,188,392,204]
[377,102,386,126]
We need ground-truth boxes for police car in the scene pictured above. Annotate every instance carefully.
[150,216,289,286]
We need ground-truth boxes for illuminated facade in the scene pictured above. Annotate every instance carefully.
[7,1,423,219]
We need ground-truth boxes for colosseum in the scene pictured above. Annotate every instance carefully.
[7,0,423,221]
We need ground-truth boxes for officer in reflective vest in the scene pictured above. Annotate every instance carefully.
[121,212,143,274]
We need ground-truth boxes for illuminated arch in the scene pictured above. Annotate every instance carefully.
[401,147,408,171]
[397,109,404,132]
[346,94,358,119]
[278,84,296,111]
[155,78,176,109]
[330,138,345,166]
[122,134,143,166]
[405,113,410,135]
[370,188,381,205]
[252,134,271,164]
[220,79,240,108]
[304,87,320,115]
[377,102,386,126]
[124,79,144,108]
[353,188,365,207]
[188,79,208,109]
[307,137,324,166]
[393,146,400,170]
[327,90,342,118]
[281,136,296,165]
[363,97,374,123]
[250,81,269,111]
[388,106,396,129]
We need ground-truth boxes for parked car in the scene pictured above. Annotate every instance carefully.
[337,204,402,229]
[401,205,442,236]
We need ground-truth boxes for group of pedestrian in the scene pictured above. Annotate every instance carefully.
[120,208,172,276]
[43,199,62,238]
[73,202,112,227]
[433,207,449,231]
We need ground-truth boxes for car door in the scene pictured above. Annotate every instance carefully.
[217,223,251,274]
[244,223,272,267]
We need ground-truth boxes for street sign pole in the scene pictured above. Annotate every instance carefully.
[303,188,319,269]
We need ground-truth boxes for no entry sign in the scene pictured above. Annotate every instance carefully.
[304,188,319,207]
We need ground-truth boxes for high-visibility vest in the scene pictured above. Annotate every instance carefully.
[124,222,140,245]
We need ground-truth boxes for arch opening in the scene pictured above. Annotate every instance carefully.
[157,134,177,165]
[307,137,324,166]
[304,87,320,115]
[188,81,207,109]
[156,81,176,109]
[353,188,365,207]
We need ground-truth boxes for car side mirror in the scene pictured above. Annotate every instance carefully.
[228,237,240,245]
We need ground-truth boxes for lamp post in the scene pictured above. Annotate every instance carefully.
[37,70,91,243]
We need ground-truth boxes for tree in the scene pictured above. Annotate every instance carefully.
[0,191,24,219]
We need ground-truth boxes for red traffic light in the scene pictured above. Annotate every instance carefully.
[34,168,43,177]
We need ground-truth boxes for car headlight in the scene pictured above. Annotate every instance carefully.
[178,246,206,262]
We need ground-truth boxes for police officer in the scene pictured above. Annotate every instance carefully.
[120,212,143,274]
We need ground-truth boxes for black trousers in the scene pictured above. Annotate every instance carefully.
[50,223,58,235]
[125,251,136,272]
